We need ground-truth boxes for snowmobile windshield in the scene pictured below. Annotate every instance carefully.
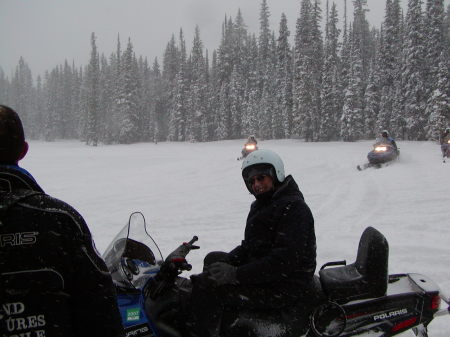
[103,212,163,289]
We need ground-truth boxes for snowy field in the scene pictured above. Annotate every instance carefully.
[22,139,450,336]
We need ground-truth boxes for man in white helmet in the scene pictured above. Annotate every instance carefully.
[188,149,317,337]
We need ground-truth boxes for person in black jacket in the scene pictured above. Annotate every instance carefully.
[0,105,124,337]
[188,149,317,337]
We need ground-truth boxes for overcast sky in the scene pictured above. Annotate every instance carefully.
[0,0,447,78]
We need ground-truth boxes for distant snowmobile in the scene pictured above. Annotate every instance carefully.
[238,136,258,160]
[441,139,450,163]
[357,141,399,171]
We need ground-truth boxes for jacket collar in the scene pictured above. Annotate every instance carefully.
[0,165,44,193]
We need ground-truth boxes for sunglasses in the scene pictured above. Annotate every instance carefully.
[249,174,269,185]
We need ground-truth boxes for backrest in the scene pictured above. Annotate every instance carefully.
[355,226,389,295]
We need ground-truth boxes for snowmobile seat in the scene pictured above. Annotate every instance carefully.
[319,227,389,303]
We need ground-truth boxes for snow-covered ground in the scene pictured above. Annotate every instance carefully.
[22,139,450,336]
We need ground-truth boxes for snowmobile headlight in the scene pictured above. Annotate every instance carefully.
[374,146,387,152]
[447,140,450,144]
[245,144,256,151]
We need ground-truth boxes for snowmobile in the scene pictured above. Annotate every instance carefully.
[238,142,258,161]
[357,142,399,171]
[103,212,450,337]
[441,139,450,163]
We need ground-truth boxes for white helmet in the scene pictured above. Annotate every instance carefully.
[241,149,285,186]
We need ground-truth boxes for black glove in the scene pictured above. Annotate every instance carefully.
[208,262,238,286]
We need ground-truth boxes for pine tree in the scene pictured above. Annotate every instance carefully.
[340,36,365,141]
[117,38,140,143]
[423,0,445,98]
[85,33,100,146]
[215,82,230,140]
[403,0,427,140]
[364,59,381,138]
[187,26,208,142]
[376,0,402,136]
[352,0,372,80]
[0,68,9,105]
[11,57,34,137]
[168,29,188,141]
[258,0,271,97]
[43,68,60,142]
[320,2,341,141]
[151,58,164,143]
[427,52,450,140]
[229,65,244,139]
[276,13,293,139]
[293,0,323,141]
[424,0,446,137]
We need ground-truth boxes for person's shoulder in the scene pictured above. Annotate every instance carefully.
[25,193,90,235]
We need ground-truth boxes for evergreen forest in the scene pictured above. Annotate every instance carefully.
[0,0,449,145]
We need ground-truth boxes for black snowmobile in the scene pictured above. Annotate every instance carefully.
[357,141,399,171]
[237,137,258,160]
[104,212,450,337]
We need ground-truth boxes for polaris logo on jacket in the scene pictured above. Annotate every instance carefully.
[373,308,408,321]
[0,232,38,247]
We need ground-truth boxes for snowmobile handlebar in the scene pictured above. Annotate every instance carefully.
[159,236,200,274]
[147,237,199,299]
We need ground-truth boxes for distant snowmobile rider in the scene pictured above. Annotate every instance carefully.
[441,128,450,157]
[241,135,258,158]
[188,149,317,337]
[379,130,398,150]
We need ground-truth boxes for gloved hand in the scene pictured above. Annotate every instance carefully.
[208,262,238,286]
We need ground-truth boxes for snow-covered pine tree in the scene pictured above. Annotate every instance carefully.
[293,0,322,141]
[423,0,446,137]
[276,13,293,139]
[402,0,427,140]
[364,58,381,139]
[243,87,259,137]
[11,57,34,138]
[260,37,277,140]
[376,0,402,137]
[43,68,60,142]
[445,4,450,51]
[0,68,9,106]
[85,33,100,146]
[98,54,114,143]
[229,65,244,139]
[138,57,153,142]
[320,2,341,141]
[423,0,445,100]
[352,0,372,81]
[151,58,165,143]
[310,0,324,141]
[427,51,450,140]
[117,38,140,144]
[340,0,351,102]
[340,31,365,141]
[215,81,230,140]
[258,0,271,98]
[58,60,73,139]
[168,29,189,141]
[242,34,259,137]
[33,75,45,139]
[217,16,235,84]
[187,26,208,142]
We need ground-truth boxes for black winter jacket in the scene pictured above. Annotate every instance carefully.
[0,165,124,337]
[228,175,316,292]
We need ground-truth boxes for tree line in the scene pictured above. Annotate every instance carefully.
[0,0,449,145]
